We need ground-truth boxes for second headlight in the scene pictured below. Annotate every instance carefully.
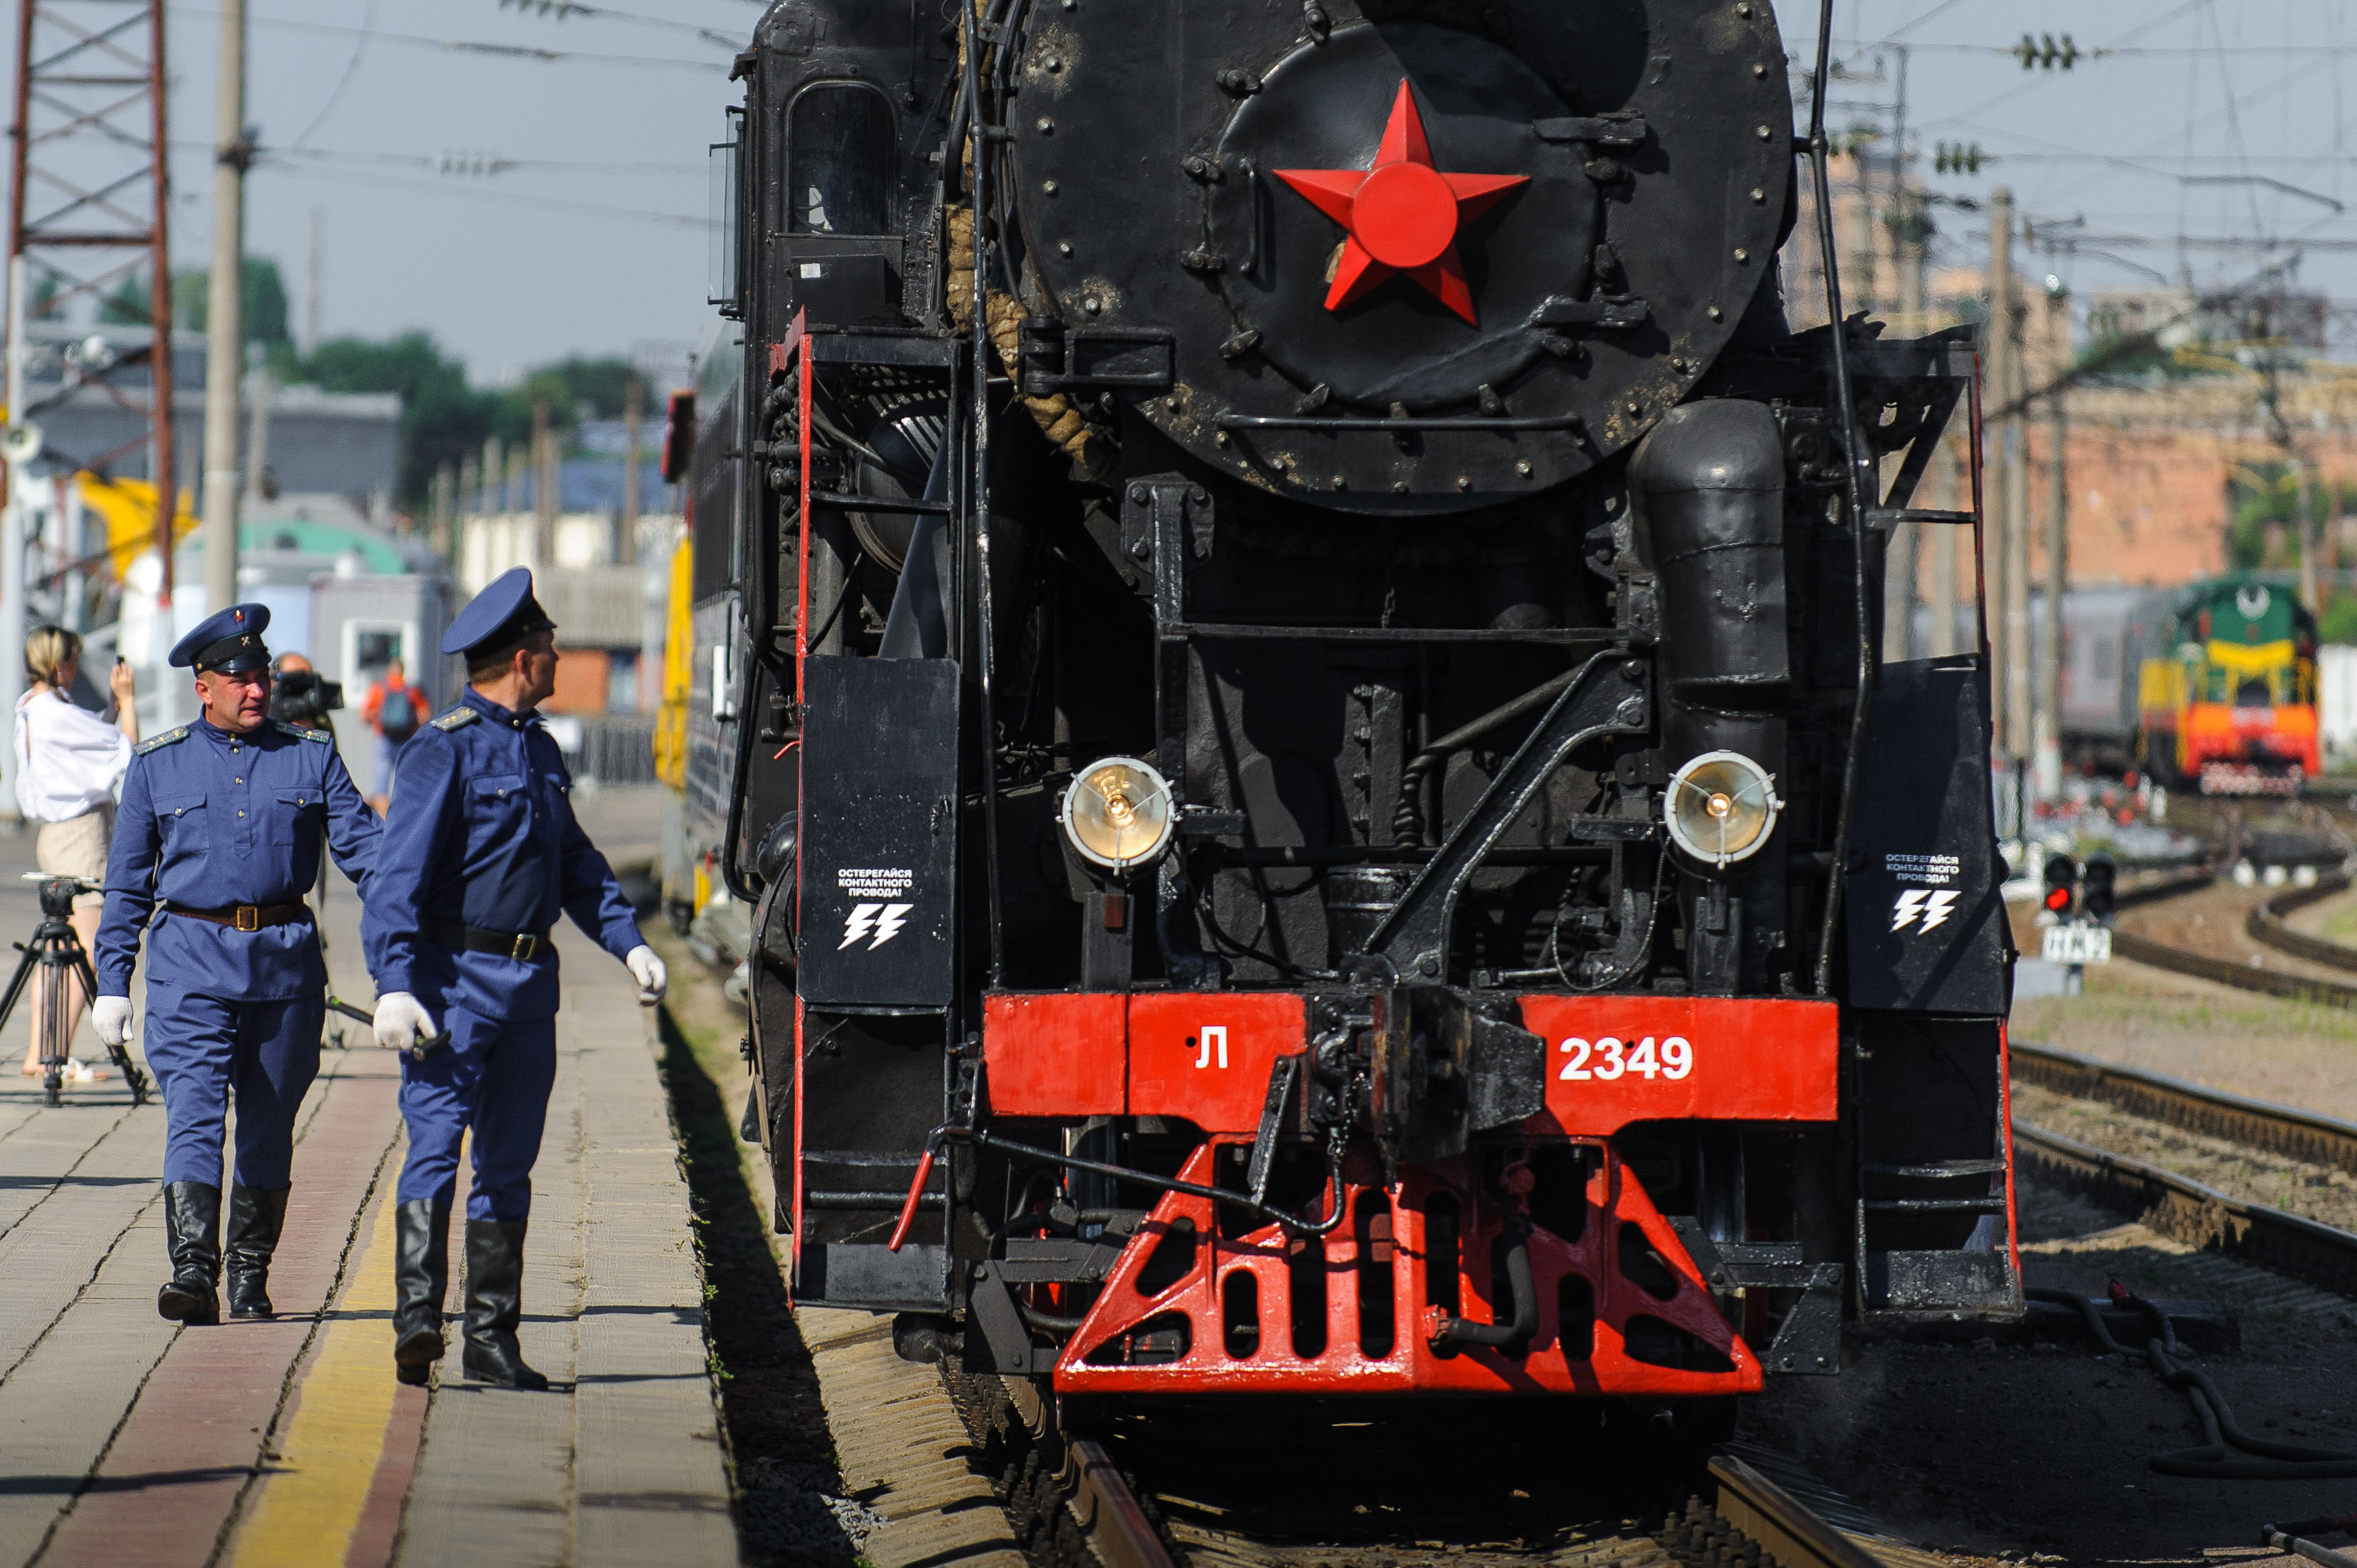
[1061,756,1175,872]
[1664,750,1782,868]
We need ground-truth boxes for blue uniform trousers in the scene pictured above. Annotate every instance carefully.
[394,1006,557,1223]
[145,988,326,1189]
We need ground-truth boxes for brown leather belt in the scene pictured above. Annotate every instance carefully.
[167,901,313,932]
[422,914,555,963]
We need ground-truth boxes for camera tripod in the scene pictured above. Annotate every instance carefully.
[0,875,149,1108]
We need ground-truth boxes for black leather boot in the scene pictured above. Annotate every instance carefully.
[225,1185,290,1319]
[460,1220,547,1390]
[157,1181,222,1324]
[391,1200,450,1387]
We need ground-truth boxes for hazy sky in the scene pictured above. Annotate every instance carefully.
[140,0,751,385]
[18,1,2352,388]
[1801,2,2357,319]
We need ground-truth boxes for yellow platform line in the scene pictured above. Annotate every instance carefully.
[226,1177,405,1568]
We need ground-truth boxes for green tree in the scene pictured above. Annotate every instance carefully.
[516,356,636,424]
[296,330,515,504]
[98,273,153,326]
[170,258,293,346]
[271,335,645,507]
[2227,461,2301,571]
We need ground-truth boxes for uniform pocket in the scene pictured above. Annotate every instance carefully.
[152,792,206,833]
[270,787,324,846]
[467,775,529,829]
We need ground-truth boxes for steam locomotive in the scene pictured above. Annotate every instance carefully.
[680,0,2021,1416]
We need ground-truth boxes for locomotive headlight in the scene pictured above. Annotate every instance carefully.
[1061,757,1175,872]
[1664,751,1783,869]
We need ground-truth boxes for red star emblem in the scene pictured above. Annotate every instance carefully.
[1274,82,1528,326]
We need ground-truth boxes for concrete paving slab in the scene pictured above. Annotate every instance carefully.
[0,808,739,1568]
[392,929,731,1568]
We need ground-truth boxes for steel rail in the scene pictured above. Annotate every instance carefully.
[2245,870,2357,973]
[2091,866,2357,1008]
[2107,924,2357,1008]
[1706,1455,1885,1568]
[1064,1438,1178,1568]
[2011,1118,2357,1299]
[2010,1039,2357,1177]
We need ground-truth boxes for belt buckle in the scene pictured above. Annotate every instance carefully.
[511,933,538,962]
[234,905,260,932]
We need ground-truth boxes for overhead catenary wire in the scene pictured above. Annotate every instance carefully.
[1838,3,2357,312]
[493,0,742,53]
[176,6,726,72]
[251,159,709,229]
[193,141,702,178]
[288,0,376,148]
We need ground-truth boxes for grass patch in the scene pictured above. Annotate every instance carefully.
[2014,983,2357,1048]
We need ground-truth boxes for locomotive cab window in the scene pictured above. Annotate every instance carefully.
[787,85,894,235]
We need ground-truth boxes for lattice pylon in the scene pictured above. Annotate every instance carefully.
[6,0,175,588]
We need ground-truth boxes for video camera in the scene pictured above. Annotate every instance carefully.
[269,669,345,728]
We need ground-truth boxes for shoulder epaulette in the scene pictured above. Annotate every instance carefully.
[431,707,480,732]
[273,720,332,744]
[134,727,187,756]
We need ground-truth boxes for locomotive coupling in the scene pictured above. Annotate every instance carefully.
[1305,985,1545,1167]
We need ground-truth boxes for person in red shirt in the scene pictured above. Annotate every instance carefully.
[360,659,428,814]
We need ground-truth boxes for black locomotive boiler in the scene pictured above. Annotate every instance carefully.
[680,0,2020,1410]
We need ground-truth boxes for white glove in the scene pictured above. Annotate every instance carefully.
[373,992,438,1053]
[625,944,667,1004]
[93,995,131,1046]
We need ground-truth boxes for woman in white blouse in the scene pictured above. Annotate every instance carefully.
[14,625,136,1079]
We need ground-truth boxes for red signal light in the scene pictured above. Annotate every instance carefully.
[2043,885,2073,914]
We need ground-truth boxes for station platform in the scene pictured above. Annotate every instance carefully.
[0,792,735,1568]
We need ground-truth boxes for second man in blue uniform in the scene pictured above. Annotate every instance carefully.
[365,567,665,1389]
[95,604,382,1324]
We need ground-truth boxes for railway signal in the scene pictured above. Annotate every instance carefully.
[2042,852,2077,918]
[2080,852,2117,925]
[2040,850,2112,981]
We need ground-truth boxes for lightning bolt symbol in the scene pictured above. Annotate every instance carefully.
[1891,888,1927,932]
[1920,888,1959,932]
[840,902,882,950]
[870,903,914,949]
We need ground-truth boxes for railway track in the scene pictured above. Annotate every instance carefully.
[2011,1040,2357,1298]
[2247,870,2357,974]
[942,1368,1910,1568]
[2086,865,2357,1007]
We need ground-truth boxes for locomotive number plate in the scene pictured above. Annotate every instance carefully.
[1558,1035,1693,1082]
[2040,922,2112,966]
[1519,996,1839,1134]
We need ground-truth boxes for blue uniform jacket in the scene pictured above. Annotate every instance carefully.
[97,717,381,1001]
[361,689,642,1023]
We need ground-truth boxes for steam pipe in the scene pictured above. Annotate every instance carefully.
[1804,0,1881,995]
[1428,1219,1537,1351]
[889,1125,1347,1251]
[1392,668,1578,846]
[1629,398,1789,994]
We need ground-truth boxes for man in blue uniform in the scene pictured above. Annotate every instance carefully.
[93,604,381,1324]
[365,566,666,1389]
